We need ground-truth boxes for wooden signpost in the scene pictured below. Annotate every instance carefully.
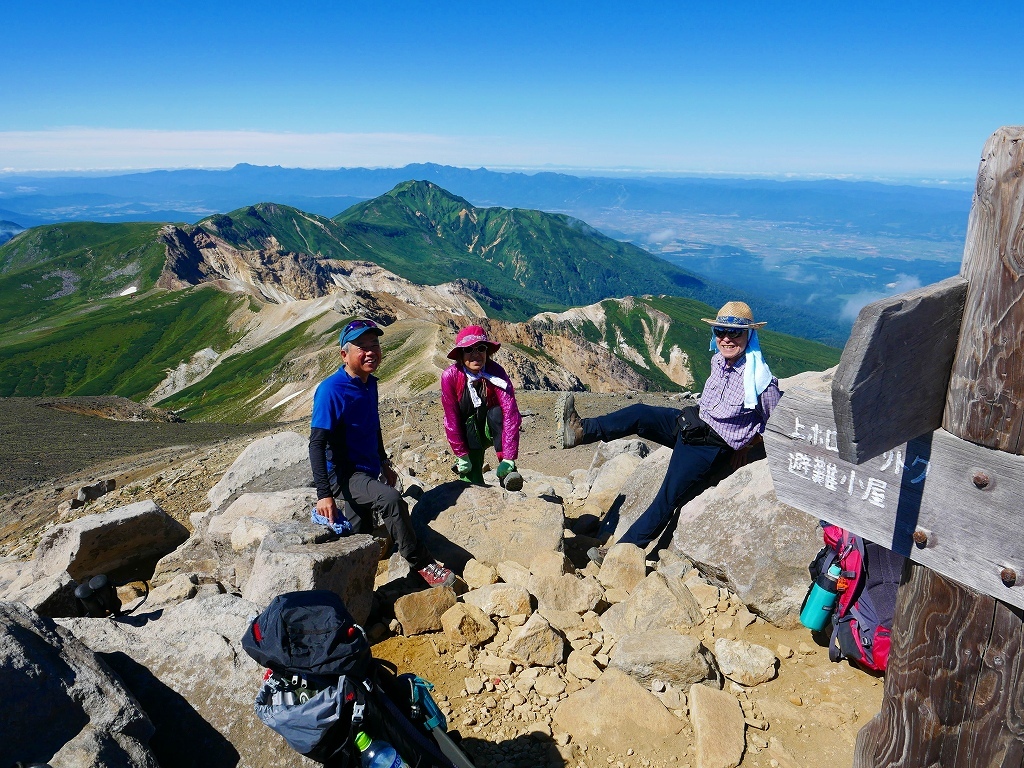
[765,126,1024,767]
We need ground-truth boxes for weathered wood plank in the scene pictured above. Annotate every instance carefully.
[832,276,968,464]
[766,385,1024,609]
[944,126,1024,455]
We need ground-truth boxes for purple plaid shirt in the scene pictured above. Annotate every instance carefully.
[698,352,782,450]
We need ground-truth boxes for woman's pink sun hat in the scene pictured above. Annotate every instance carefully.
[447,325,501,360]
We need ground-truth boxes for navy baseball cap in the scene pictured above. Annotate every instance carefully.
[339,318,383,347]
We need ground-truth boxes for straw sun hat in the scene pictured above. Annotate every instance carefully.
[700,301,768,330]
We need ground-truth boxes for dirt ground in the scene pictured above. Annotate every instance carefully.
[0,391,884,767]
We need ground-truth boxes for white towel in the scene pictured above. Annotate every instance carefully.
[743,330,773,408]
[463,367,509,408]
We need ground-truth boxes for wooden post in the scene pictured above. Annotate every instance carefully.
[853,127,1024,766]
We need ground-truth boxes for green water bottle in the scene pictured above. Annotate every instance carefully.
[799,563,842,631]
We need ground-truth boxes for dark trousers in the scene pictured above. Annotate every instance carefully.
[330,470,429,568]
[583,404,730,549]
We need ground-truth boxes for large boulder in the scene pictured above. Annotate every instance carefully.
[610,629,717,688]
[579,440,649,517]
[58,593,320,768]
[2,601,156,767]
[242,532,379,622]
[33,501,189,582]
[610,447,673,541]
[553,668,688,759]
[669,459,821,627]
[205,431,313,515]
[599,571,704,640]
[412,483,563,570]
[206,488,317,542]
[689,683,746,768]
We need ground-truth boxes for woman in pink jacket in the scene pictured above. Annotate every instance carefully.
[441,325,523,491]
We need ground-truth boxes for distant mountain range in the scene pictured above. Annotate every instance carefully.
[0,162,970,241]
[0,181,840,419]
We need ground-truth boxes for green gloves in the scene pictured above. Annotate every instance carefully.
[456,456,473,475]
[496,460,516,478]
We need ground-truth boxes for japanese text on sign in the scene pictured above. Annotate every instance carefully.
[786,416,930,509]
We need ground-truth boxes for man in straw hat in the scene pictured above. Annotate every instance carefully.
[557,301,782,565]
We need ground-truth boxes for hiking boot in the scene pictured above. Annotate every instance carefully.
[417,561,456,589]
[557,393,585,449]
[500,470,524,492]
[587,546,608,566]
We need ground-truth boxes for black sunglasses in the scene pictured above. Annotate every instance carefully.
[713,326,747,339]
[464,343,490,354]
[345,319,378,332]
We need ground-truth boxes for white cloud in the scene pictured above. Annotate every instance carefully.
[839,274,922,322]
[647,228,676,243]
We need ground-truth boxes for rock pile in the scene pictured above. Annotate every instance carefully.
[0,392,833,767]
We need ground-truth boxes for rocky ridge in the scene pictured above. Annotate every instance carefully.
[0,373,882,768]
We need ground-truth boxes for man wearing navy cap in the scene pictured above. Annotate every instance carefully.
[309,318,455,588]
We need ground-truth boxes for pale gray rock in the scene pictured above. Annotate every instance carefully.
[599,572,704,640]
[610,446,673,541]
[206,488,316,541]
[529,550,573,579]
[566,649,602,681]
[714,638,778,686]
[610,629,716,687]
[585,438,650,486]
[242,532,379,622]
[537,607,584,633]
[1,568,79,617]
[686,577,722,612]
[533,672,566,697]
[496,560,532,589]
[441,603,497,648]
[146,572,199,608]
[463,583,533,618]
[597,542,647,592]
[670,459,822,627]
[394,586,457,635]
[59,593,321,768]
[502,613,566,668]
[34,500,188,582]
[553,668,687,758]
[1,601,157,767]
[689,683,746,768]
[206,431,313,513]
[412,483,563,569]
[583,452,646,516]
[476,654,514,676]
[462,558,499,589]
[527,571,604,614]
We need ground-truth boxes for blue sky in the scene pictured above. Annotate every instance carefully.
[2,1,1021,178]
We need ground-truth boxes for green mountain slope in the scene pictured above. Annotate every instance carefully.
[0,222,169,333]
[0,286,245,400]
[330,181,714,308]
[194,182,719,312]
[544,294,841,392]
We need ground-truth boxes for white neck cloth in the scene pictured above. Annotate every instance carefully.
[463,366,508,407]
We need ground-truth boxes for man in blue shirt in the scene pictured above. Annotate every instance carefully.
[309,318,454,588]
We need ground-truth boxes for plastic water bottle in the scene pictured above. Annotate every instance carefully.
[799,563,842,631]
[354,731,410,768]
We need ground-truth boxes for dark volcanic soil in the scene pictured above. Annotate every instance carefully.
[0,397,275,495]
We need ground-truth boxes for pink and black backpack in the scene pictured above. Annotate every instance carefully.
[810,525,905,672]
